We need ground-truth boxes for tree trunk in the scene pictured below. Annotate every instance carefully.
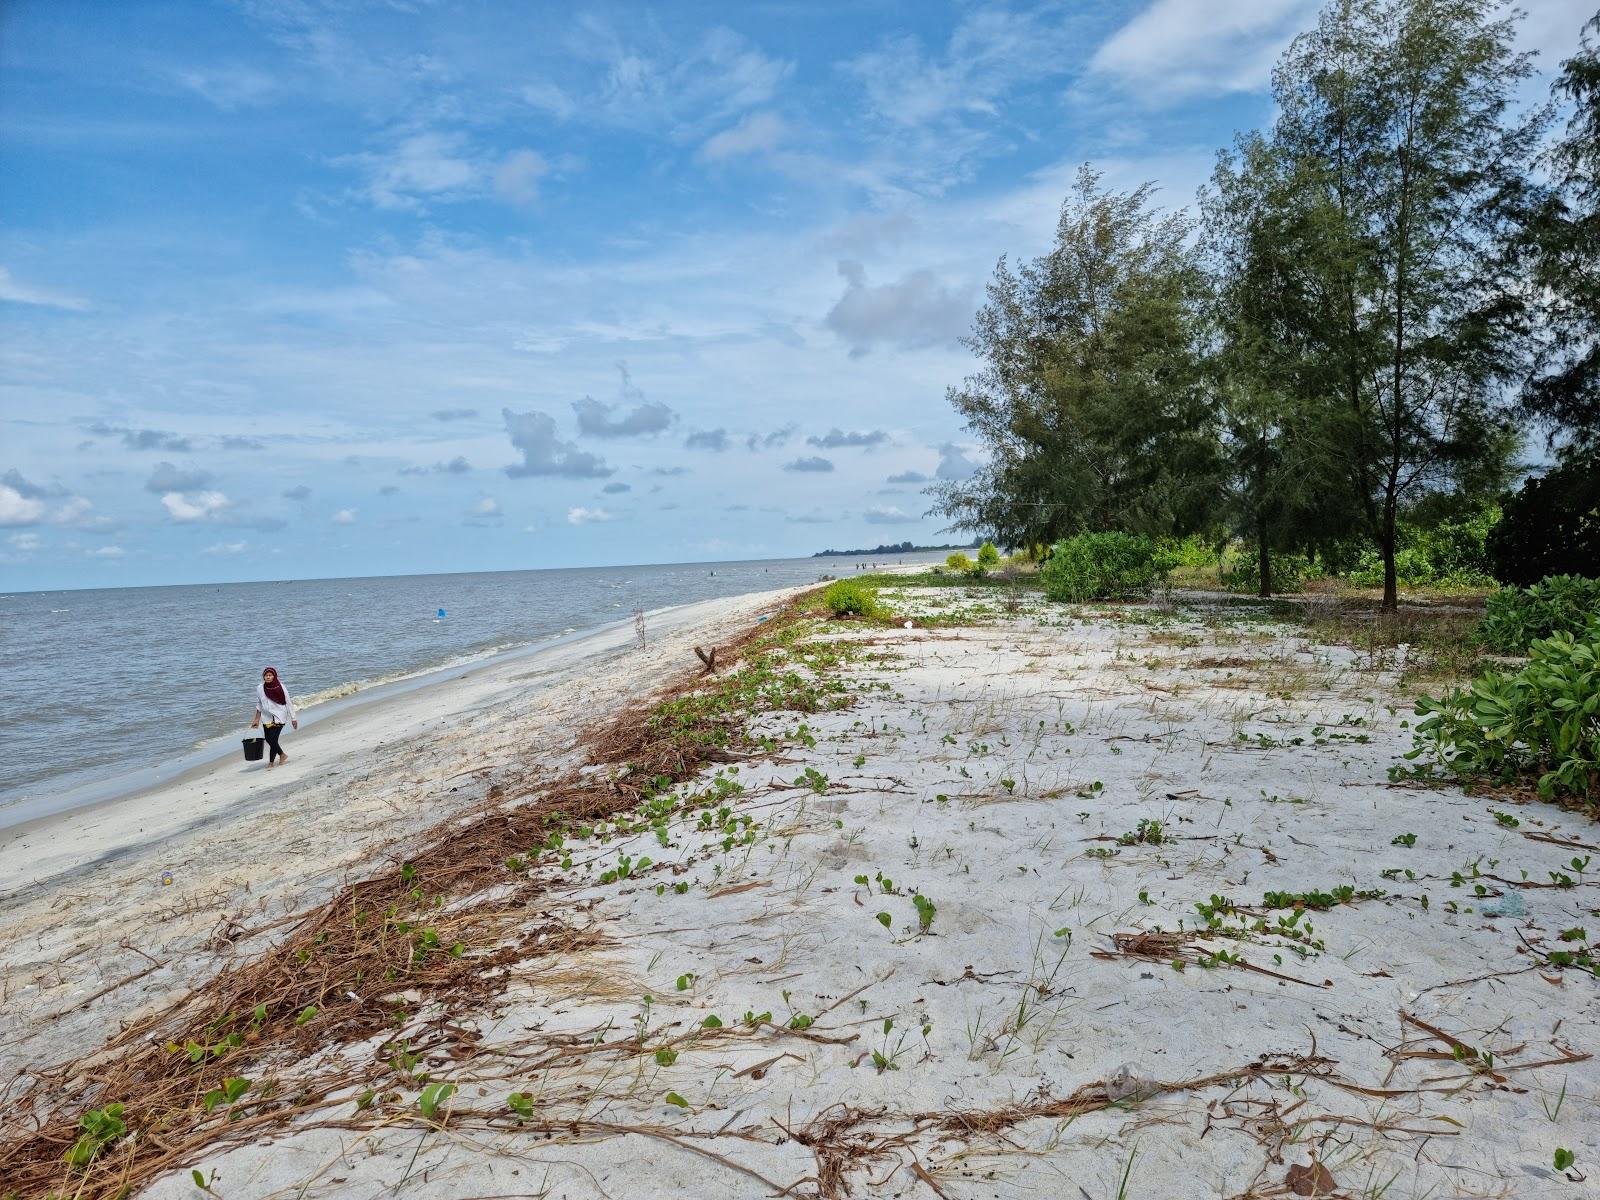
[1257,522,1273,598]
[1380,502,1399,613]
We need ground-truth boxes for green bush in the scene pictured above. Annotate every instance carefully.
[1408,627,1600,805]
[1488,457,1600,586]
[976,542,1000,575]
[1220,546,1313,595]
[1480,575,1600,653]
[1342,504,1499,588]
[945,552,974,575]
[1158,533,1221,570]
[822,578,883,618]
[1040,532,1165,603]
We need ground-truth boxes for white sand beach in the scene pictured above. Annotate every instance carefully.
[4,584,1598,1199]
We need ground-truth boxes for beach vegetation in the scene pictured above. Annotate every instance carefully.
[507,1091,536,1121]
[822,578,884,618]
[913,892,936,933]
[64,1104,127,1171]
[1479,575,1600,653]
[416,1082,455,1122]
[1488,456,1600,586]
[1041,532,1167,603]
[1406,627,1600,805]
[946,552,974,575]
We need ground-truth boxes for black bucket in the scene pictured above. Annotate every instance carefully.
[242,736,265,762]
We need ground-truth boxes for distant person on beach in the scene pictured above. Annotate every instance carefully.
[250,666,298,767]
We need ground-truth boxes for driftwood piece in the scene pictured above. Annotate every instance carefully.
[694,645,718,675]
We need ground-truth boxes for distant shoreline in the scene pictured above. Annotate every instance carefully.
[812,540,980,558]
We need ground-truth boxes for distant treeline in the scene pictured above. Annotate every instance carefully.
[813,538,982,558]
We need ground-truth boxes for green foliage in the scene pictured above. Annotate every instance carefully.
[1220,546,1312,594]
[65,1103,127,1170]
[1488,456,1600,585]
[417,1082,456,1121]
[822,578,883,618]
[1337,504,1500,589]
[976,542,1000,574]
[1040,532,1166,602]
[1480,576,1600,653]
[1407,627,1600,805]
[932,166,1213,548]
[945,551,974,575]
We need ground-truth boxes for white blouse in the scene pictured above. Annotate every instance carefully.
[256,684,297,725]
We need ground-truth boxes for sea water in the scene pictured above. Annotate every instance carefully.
[0,554,943,821]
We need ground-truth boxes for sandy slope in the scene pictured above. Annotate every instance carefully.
[0,588,804,1091]
[8,587,1600,1199]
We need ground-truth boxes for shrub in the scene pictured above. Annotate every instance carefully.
[1040,532,1165,603]
[1220,546,1312,595]
[945,552,974,575]
[1488,457,1600,585]
[1479,575,1600,653]
[976,542,1000,575]
[822,578,882,618]
[1342,508,1499,589]
[1408,627,1600,805]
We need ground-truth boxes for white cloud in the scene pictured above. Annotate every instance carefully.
[332,508,357,524]
[0,484,46,527]
[700,111,786,161]
[0,266,90,311]
[503,408,613,478]
[936,443,980,481]
[567,506,613,524]
[494,149,548,205]
[49,496,93,525]
[161,490,230,522]
[472,497,501,516]
[1087,0,1320,103]
[202,541,249,555]
[87,545,125,558]
[343,131,480,210]
[8,532,42,552]
[825,260,972,355]
[863,505,916,524]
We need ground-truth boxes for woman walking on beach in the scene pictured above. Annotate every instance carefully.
[251,666,298,767]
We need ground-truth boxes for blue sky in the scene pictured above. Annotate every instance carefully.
[1,0,1590,590]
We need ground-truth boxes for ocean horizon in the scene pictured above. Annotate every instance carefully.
[0,552,942,820]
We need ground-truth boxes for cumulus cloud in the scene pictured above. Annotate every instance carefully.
[685,428,730,451]
[651,466,689,477]
[0,483,46,527]
[502,409,613,478]
[494,149,549,205]
[343,130,479,210]
[573,364,675,437]
[936,442,979,480]
[161,490,230,522]
[430,407,479,422]
[746,423,797,451]
[784,511,834,524]
[888,470,931,483]
[699,111,786,161]
[602,482,632,494]
[567,506,614,524]
[824,260,971,355]
[400,456,472,476]
[217,435,265,451]
[784,456,834,473]
[87,545,125,558]
[0,265,90,311]
[9,531,42,552]
[863,505,916,524]
[464,496,503,526]
[202,541,249,555]
[332,508,357,524]
[808,428,888,450]
[2,470,65,500]
[89,422,192,452]
[283,484,312,501]
[145,462,213,494]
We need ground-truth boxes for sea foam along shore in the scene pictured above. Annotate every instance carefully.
[0,586,807,1085]
[5,583,1599,1200]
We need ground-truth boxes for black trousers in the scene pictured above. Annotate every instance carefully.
[262,722,286,762]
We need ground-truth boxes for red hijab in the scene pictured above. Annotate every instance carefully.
[261,667,287,705]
